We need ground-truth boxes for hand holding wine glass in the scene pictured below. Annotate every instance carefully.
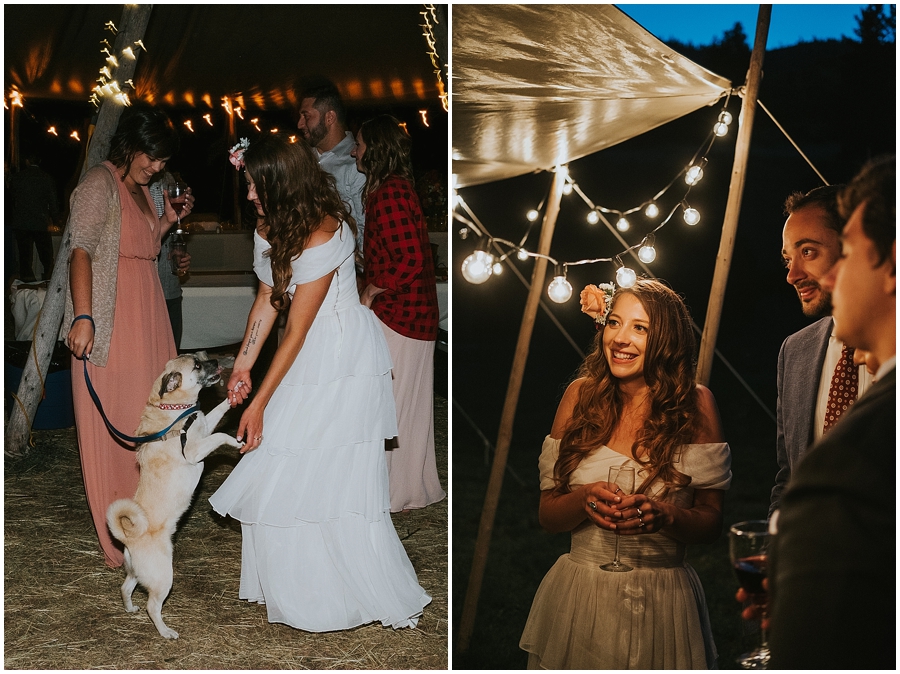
[730,520,771,669]
[166,175,190,229]
[600,465,635,572]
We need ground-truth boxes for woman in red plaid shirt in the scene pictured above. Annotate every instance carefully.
[353,115,446,513]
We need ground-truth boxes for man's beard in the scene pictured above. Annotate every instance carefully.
[797,284,833,318]
[304,120,327,148]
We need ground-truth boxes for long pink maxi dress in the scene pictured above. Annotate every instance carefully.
[71,162,176,568]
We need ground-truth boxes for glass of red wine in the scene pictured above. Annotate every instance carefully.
[600,465,635,572]
[730,520,771,669]
[166,176,188,229]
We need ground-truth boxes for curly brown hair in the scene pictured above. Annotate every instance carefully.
[359,114,414,197]
[554,279,701,498]
[243,135,354,310]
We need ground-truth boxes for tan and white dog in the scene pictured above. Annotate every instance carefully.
[106,353,242,639]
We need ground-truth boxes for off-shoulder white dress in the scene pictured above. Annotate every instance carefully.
[520,436,732,669]
[209,221,431,632]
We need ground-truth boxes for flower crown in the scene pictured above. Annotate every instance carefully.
[580,283,616,326]
[228,138,250,170]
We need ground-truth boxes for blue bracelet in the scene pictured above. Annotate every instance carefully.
[71,314,95,330]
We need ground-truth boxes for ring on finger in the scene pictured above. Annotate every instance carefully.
[636,507,643,517]
[589,501,597,511]
[639,517,645,527]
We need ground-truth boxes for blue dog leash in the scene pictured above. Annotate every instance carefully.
[72,314,197,445]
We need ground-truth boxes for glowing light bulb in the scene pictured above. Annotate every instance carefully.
[644,202,659,218]
[493,262,504,275]
[517,248,529,261]
[616,216,630,232]
[562,182,573,195]
[720,111,733,125]
[548,276,573,303]
[527,209,539,222]
[616,266,637,288]
[714,122,728,137]
[683,207,701,226]
[586,210,600,225]
[685,165,704,186]
[458,227,469,240]
[462,250,494,284]
[638,243,657,263]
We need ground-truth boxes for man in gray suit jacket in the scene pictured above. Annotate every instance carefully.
[770,186,873,515]
[768,155,895,669]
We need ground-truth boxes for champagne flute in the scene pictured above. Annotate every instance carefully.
[600,465,635,572]
[730,520,771,669]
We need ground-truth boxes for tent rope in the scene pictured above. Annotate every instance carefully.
[756,99,830,185]
[452,398,527,487]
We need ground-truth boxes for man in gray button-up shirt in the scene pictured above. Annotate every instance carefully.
[297,82,366,251]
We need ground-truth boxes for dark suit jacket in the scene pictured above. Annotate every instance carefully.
[769,316,832,516]
[769,368,896,670]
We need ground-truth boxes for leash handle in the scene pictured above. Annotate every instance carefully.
[80,358,196,445]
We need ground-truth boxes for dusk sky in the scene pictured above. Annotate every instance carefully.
[618,4,873,49]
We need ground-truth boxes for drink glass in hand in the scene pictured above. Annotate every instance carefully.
[166,176,188,228]
[730,520,771,669]
[600,465,635,572]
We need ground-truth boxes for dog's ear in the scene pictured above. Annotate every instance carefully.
[159,371,182,397]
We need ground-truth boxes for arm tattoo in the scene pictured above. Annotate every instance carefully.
[242,320,262,356]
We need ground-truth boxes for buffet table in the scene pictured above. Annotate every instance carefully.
[180,273,257,350]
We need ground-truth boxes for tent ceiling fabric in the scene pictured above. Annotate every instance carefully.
[452,5,732,187]
[5,5,442,109]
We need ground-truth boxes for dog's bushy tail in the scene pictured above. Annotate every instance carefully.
[107,499,149,542]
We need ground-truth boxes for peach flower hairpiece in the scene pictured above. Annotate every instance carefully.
[228,137,250,170]
[580,283,615,326]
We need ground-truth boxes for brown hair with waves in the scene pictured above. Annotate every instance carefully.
[242,134,354,311]
[358,114,414,197]
[554,279,701,498]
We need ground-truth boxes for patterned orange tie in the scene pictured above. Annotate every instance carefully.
[823,344,859,433]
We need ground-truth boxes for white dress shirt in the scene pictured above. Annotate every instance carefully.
[317,131,366,251]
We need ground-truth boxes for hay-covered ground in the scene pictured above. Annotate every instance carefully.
[4,393,448,670]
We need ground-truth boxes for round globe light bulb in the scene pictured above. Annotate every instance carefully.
[586,210,600,225]
[616,216,630,232]
[685,165,704,186]
[562,182,573,195]
[616,266,637,288]
[461,250,494,284]
[517,248,529,261]
[683,207,701,226]
[714,122,728,137]
[547,275,573,303]
[527,209,540,222]
[492,262,503,275]
[644,202,660,218]
[720,111,733,125]
[638,244,657,264]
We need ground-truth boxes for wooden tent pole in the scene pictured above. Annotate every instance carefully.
[458,167,565,652]
[5,5,153,458]
[697,4,771,385]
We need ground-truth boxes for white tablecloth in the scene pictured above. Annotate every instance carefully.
[180,275,257,350]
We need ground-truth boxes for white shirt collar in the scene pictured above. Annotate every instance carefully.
[875,355,896,382]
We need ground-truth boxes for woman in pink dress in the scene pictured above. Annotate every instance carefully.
[64,106,193,568]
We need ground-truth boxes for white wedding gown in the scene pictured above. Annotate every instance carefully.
[209,221,431,631]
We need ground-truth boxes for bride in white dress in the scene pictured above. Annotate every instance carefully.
[520,279,731,669]
[209,135,430,631]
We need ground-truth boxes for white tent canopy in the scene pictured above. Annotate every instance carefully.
[452,4,732,187]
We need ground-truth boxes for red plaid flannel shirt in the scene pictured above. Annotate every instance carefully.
[363,176,438,341]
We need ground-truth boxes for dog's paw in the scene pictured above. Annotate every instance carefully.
[159,627,179,640]
[124,603,140,614]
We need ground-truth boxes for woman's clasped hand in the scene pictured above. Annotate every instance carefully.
[583,484,666,533]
